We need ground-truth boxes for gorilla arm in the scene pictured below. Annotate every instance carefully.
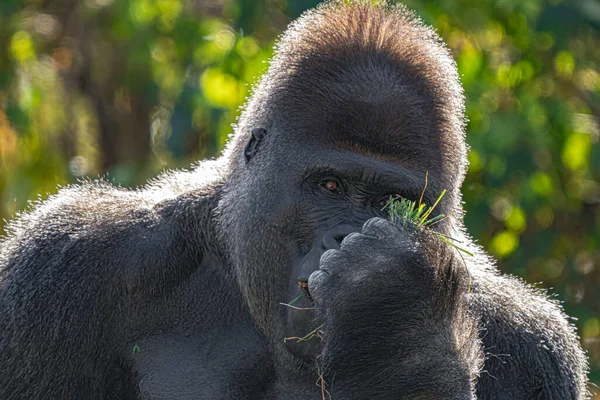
[308,218,482,399]
[468,262,589,399]
[0,174,218,399]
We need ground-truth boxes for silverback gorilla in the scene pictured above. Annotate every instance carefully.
[0,1,589,399]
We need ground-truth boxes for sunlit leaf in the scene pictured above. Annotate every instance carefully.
[555,51,575,79]
[530,172,553,196]
[201,68,243,108]
[505,206,526,233]
[10,31,35,63]
[490,231,519,258]
[562,132,592,171]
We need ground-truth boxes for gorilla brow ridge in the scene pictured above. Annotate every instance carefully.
[301,160,439,206]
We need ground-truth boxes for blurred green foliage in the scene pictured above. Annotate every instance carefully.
[0,0,599,390]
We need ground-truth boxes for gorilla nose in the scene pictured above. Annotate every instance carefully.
[322,224,358,250]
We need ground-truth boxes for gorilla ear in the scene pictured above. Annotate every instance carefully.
[244,127,268,163]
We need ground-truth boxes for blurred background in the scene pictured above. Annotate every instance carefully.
[0,0,598,392]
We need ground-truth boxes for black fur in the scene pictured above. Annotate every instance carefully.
[0,1,588,399]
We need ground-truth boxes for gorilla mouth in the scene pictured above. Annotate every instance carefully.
[283,283,321,359]
[282,253,323,359]
[284,225,357,359]
[297,278,312,302]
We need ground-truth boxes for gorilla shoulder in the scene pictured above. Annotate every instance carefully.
[0,163,223,297]
[0,163,229,398]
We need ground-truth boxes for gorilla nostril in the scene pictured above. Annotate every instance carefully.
[323,233,342,250]
[322,224,358,250]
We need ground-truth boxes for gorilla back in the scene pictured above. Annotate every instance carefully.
[0,1,588,399]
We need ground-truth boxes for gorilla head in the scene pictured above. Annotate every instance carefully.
[217,0,468,362]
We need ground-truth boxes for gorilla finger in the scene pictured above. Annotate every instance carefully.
[318,249,349,274]
[361,217,402,240]
[339,232,363,247]
[307,269,334,304]
[339,232,381,255]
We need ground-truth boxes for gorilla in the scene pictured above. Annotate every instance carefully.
[0,1,589,399]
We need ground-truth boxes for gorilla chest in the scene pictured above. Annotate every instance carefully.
[131,333,271,399]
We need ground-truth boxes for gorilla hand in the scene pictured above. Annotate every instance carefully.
[308,218,481,399]
[309,218,429,309]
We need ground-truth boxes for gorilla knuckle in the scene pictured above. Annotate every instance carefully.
[320,248,345,268]
[362,217,397,239]
[307,269,329,298]
[339,231,364,249]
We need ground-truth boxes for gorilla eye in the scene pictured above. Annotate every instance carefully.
[320,179,342,194]
[325,181,338,191]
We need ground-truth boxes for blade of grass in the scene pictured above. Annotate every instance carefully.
[387,187,472,257]
[419,189,446,225]
[418,171,429,207]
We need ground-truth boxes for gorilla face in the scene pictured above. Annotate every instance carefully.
[280,144,439,359]
[219,126,442,361]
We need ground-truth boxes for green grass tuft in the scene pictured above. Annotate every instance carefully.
[384,190,474,257]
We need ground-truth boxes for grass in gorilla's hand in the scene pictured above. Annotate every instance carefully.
[384,190,474,257]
